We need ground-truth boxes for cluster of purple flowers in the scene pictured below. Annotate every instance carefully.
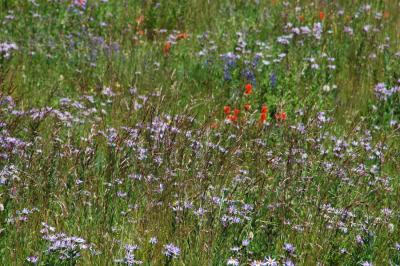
[164,243,181,258]
[0,41,18,58]
[40,223,95,261]
[374,82,400,101]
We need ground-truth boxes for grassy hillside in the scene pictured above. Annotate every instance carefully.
[0,0,399,265]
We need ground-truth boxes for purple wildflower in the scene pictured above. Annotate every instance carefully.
[26,256,39,264]
[164,243,180,258]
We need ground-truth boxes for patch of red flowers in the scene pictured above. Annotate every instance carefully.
[275,112,287,121]
[176,32,189,40]
[223,105,239,123]
[135,15,144,25]
[319,11,325,21]
[260,112,267,123]
[261,105,268,114]
[163,42,171,55]
[227,114,238,122]
[260,105,268,123]
[224,105,231,115]
[244,84,252,95]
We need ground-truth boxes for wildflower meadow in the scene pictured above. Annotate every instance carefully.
[0,0,399,265]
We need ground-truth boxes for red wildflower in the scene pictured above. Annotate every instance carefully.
[245,83,252,95]
[163,42,171,55]
[244,103,251,111]
[135,15,144,25]
[224,105,231,115]
[261,105,268,114]
[234,109,240,116]
[319,11,325,21]
[260,113,267,123]
[281,112,287,121]
[275,112,287,121]
[176,33,189,40]
[299,15,305,22]
[227,115,238,122]
[383,11,390,19]
[210,122,219,129]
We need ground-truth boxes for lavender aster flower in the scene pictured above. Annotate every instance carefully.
[283,243,295,254]
[164,243,180,258]
[284,259,295,266]
[361,262,373,266]
[26,256,39,264]
[149,237,158,245]
[251,260,267,266]
[265,256,278,266]
[227,257,239,265]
